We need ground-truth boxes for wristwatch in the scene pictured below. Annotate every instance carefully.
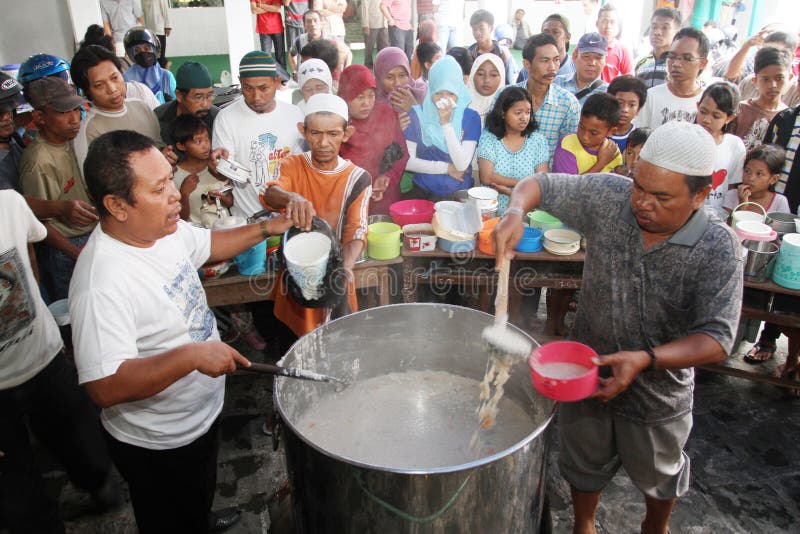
[259,220,271,239]
[643,347,658,371]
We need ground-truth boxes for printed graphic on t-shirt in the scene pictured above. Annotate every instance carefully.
[249,134,291,188]
[0,248,36,351]
[743,118,770,150]
[162,259,215,342]
[659,107,697,125]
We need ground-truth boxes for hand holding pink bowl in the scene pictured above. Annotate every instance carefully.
[529,341,599,401]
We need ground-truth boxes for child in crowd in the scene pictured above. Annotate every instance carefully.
[447,47,474,84]
[606,75,647,151]
[723,144,791,215]
[614,127,651,177]
[552,93,623,175]
[173,114,267,350]
[467,53,506,127]
[414,42,442,82]
[547,93,621,336]
[695,82,746,219]
[478,86,549,214]
[172,114,232,226]
[467,10,514,82]
[732,46,791,149]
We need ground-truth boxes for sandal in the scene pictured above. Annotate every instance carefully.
[744,342,776,364]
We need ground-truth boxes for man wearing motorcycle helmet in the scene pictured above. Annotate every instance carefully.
[122,26,176,104]
[0,73,26,191]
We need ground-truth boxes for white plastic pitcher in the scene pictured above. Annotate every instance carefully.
[283,232,332,300]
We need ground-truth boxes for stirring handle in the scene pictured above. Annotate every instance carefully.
[494,256,510,326]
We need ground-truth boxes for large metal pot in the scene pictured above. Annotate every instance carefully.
[274,303,556,533]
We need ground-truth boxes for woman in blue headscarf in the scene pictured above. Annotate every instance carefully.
[404,55,482,201]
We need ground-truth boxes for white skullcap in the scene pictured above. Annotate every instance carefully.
[297,58,333,94]
[639,121,716,176]
[304,93,349,122]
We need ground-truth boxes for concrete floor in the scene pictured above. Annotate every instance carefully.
[6,300,799,534]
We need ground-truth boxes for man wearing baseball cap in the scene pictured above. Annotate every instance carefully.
[212,51,304,218]
[155,61,221,147]
[261,93,371,339]
[19,77,98,301]
[494,121,743,534]
[554,32,609,105]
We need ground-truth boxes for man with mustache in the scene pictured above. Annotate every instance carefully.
[554,33,609,105]
[18,78,97,301]
[494,121,743,534]
[155,61,221,149]
[510,33,580,159]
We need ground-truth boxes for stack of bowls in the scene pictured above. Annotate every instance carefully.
[543,229,581,256]
[773,233,800,289]
[528,210,563,231]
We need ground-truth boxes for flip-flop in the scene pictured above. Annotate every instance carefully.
[744,343,776,364]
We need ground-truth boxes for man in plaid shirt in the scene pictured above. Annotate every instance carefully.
[511,33,580,160]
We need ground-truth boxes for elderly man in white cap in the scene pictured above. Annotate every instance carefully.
[494,121,743,534]
[260,93,371,340]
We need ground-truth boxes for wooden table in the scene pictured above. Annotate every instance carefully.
[203,257,403,308]
[701,279,800,390]
[401,248,585,310]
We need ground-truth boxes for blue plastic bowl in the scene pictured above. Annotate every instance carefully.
[515,226,543,252]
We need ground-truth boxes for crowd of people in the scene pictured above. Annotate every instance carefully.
[2,2,800,534]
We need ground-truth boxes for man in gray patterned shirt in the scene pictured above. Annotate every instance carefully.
[494,121,743,534]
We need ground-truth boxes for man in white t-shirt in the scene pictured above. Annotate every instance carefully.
[0,189,119,533]
[635,28,710,129]
[70,130,297,533]
[213,50,304,218]
[70,44,177,169]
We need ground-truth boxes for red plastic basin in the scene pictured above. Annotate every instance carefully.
[389,200,435,227]
[529,341,598,402]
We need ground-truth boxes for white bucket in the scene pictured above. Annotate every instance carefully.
[731,202,766,229]
[468,187,499,210]
[283,232,332,300]
[48,299,70,326]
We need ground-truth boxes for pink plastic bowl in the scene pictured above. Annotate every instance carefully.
[529,341,598,402]
[389,200,435,227]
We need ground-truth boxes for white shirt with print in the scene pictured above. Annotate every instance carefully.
[70,221,222,450]
[706,133,746,219]
[212,97,304,218]
[0,190,63,390]
[634,83,702,129]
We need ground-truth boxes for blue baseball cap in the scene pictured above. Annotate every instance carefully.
[577,33,608,56]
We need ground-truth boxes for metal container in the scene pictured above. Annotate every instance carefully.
[765,212,798,237]
[742,239,779,282]
[274,303,555,533]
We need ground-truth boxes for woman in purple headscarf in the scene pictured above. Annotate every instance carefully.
[373,47,427,129]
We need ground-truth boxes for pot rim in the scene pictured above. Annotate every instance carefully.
[274,303,557,475]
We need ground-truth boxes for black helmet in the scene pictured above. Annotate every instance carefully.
[123,26,161,67]
[280,217,347,310]
[0,72,24,112]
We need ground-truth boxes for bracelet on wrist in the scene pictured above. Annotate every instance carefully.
[503,207,525,218]
[259,220,271,239]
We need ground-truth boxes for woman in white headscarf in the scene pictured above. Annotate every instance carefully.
[466,53,506,127]
[294,58,333,113]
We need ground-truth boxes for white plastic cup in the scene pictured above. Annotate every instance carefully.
[283,232,332,300]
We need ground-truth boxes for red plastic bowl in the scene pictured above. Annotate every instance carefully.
[389,200,435,227]
[529,341,598,402]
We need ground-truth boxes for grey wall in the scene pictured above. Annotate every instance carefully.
[0,0,75,66]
